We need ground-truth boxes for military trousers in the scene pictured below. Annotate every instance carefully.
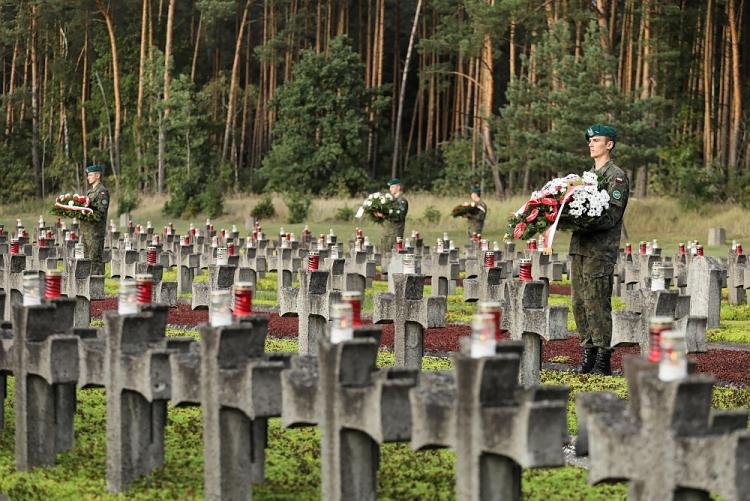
[570,254,614,350]
[81,223,106,276]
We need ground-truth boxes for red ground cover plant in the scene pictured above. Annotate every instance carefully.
[91,299,749,385]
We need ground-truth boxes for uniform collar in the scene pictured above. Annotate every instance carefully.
[593,159,614,173]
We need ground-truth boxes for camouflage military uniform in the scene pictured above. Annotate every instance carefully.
[80,182,110,275]
[569,160,629,350]
[466,200,487,238]
[381,194,408,252]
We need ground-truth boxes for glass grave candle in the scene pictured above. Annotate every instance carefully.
[470,313,496,358]
[118,279,138,314]
[330,302,354,343]
[659,329,688,381]
[22,272,42,306]
[210,290,233,327]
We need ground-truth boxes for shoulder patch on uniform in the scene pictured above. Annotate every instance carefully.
[615,177,625,184]
[102,198,108,206]
[612,190,622,200]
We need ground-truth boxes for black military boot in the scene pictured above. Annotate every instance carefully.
[591,349,612,376]
[575,347,598,374]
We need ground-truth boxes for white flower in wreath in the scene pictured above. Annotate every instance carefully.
[68,201,75,207]
[385,193,393,200]
[389,209,393,214]
[365,200,372,207]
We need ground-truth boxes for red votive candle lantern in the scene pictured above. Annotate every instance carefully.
[527,239,537,251]
[308,251,320,271]
[39,237,46,248]
[484,251,495,268]
[183,236,190,246]
[519,259,532,281]
[639,241,647,254]
[227,243,236,256]
[625,243,632,255]
[136,274,153,305]
[44,270,62,299]
[190,227,196,236]
[479,301,502,340]
[10,239,19,255]
[342,291,362,327]
[736,244,743,255]
[678,243,686,256]
[696,245,704,256]
[648,317,673,363]
[233,282,253,317]
[146,246,157,265]
[396,237,404,252]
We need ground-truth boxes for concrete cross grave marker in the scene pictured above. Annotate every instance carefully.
[500,279,568,386]
[176,240,201,295]
[1,252,28,320]
[727,251,746,305]
[686,255,722,329]
[613,289,708,354]
[104,304,185,492]
[192,264,237,310]
[10,297,79,470]
[279,268,342,355]
[410,340,570,501]
[281,327,417,501]
[199,316,292,500]
[62,257,105,326]
[463,262,508,303]
[430,251,460,297]
[342,250,376,294]
[576,356,750,501]
[373,273,447,369]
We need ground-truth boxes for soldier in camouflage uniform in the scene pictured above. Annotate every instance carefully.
[380,178,409,253]
[465,186,487,239]
[570,124,629,375]
[80,164,110,276]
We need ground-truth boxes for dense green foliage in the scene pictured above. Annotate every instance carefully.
[260,37,389,197]
[0,1,747,215]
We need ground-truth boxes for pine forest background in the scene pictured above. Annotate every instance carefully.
[0,0,748,218]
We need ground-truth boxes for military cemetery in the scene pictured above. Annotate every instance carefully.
[1,1,749,499]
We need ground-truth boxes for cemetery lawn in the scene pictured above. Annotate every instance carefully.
[3,337,747,499]
[708,304,750,343]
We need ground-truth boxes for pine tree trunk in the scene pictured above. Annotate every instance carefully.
[703,0,714,167]
[96,0,122,187]
[81,24,88,176]
[391,0,422,176]
[222,0,253,163]
[158,0,175,193]
[4,36,18,135]
[137,0,148,188]
[727,0,742,175]
[191,12,203,82]
[30,3,42,197]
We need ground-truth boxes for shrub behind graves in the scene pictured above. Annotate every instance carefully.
[251,197,276,220]
[421,205,441,224]
[285,193,312,223]
[334,206,356,222]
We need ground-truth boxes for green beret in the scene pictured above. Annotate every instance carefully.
[85,164,104,174]
[387,178,401,186]
[585,124,616,142]
[470,186,481,194]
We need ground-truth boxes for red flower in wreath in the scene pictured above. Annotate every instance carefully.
[526,208,540,222]
[513,222,527,239]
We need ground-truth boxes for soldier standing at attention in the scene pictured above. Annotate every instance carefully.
[464,186,487,239]
[80,164,110,276]
[379,178,409,252]
[571,125,629,375]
